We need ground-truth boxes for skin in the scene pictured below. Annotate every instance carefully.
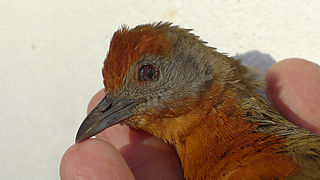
[60,58,320,180]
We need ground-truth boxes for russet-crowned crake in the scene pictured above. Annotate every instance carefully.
[76,22,320,179]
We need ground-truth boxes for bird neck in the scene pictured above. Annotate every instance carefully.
[170,85,299,179]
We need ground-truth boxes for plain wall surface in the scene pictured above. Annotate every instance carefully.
[1,1,319,179]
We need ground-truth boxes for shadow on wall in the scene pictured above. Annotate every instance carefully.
[234,50,277,98]
[234,50,276,74]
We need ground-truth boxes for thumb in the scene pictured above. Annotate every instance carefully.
[60,138,134,180]
[265,58,320,134]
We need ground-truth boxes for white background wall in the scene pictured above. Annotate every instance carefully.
[1,0,319,179]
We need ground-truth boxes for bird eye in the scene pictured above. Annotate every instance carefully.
[138,65,157,82]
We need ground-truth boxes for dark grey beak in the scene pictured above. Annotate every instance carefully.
[75,93,144,143]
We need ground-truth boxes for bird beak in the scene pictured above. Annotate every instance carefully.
[75,93,144,143]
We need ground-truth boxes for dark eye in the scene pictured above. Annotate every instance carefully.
[138,65,157,82]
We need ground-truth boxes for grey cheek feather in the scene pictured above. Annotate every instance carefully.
[116,50,215,117]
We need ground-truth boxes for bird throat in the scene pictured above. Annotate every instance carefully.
[151,84,299,179]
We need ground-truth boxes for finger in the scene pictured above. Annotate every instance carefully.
[265,58,320,134]
[87,88,106,114]
[60,138,134,180]
[88,90,184,179]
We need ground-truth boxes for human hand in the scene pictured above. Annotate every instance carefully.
[60,58,320,180]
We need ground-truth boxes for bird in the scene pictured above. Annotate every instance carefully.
[75,22,320,179]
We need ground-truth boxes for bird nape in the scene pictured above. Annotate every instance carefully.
[75,22,320,179]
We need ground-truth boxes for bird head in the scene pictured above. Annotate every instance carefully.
[75,22,255,145]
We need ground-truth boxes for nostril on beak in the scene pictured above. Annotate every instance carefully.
[97,102,112,112]
[96,89,112,112]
